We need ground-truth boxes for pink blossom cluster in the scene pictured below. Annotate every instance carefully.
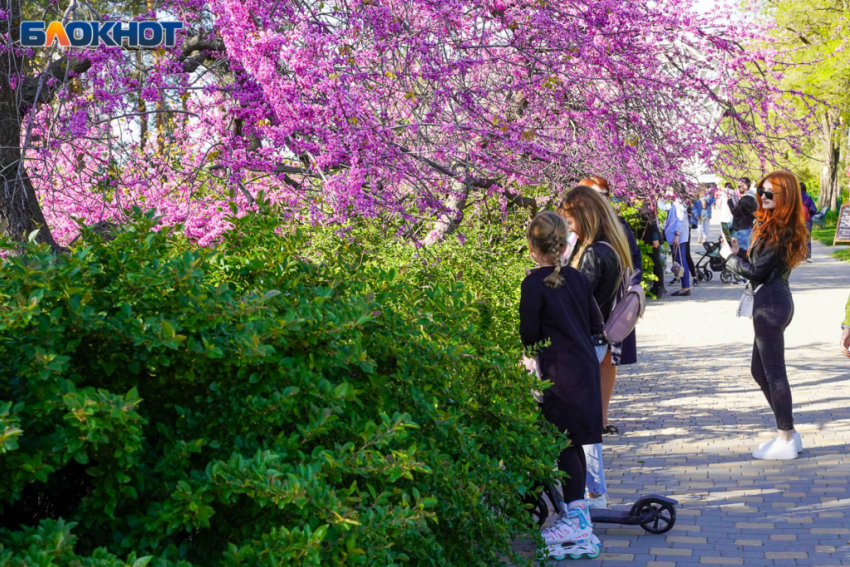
[19,0,819,245]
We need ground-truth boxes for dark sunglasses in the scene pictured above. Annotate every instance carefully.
[757,186,780,200]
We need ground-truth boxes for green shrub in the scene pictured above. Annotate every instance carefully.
[0,208,561,567]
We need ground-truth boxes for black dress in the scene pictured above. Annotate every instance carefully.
[519,266,605,446]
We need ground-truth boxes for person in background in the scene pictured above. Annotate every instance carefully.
[638,203,666,298]
[720,171,808,459]
[719,182,735,226]
[519,211,603,554]
[663,191,691,296]
[697,188,715,244]
[558,185,634,509]
[800,182,817,263]
[729,176,758,259]
[578,177,642,434]
[842,293,850,359]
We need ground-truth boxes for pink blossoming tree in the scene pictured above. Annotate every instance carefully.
[2,0,820,249]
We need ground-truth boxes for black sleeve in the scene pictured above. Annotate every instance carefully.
[519,276,543,347]
[576,246,604,292]
[742,195,759,216]
[725,245,782,284]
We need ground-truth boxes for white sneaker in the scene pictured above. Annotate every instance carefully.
[586,493,608,509]
[759,432,802,453]
[753,437,798,460]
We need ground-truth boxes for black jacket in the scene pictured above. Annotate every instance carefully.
[570,239,622,321]
[519,266,604,445]
[726,239,792,287]
[729,194,758,231]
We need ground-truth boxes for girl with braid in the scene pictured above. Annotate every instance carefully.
[520,211,605,559]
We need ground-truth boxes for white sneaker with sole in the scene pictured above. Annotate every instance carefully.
[753,437,798,460]
[586,493,608,509]
[759,432,802,453]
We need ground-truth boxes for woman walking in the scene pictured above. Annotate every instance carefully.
[520,211,604,559]
[720,171,808,460]
[663,193,692,296]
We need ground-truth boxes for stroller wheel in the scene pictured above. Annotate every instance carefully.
[704,269,713,281]
[720,270,733,284]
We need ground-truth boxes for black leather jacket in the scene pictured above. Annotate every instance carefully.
[726,240,792,286]
[571,239,622,320]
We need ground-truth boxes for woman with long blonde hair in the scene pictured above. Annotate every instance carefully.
[721,171,808,460]
[558,185,633,509]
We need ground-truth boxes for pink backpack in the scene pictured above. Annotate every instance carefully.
[597,242,646,343]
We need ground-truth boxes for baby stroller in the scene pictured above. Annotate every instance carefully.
[695,237,735,284]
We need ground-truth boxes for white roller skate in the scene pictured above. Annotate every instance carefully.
[542,499,601,560]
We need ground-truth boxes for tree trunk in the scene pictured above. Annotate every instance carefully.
[424,180,470,244]
[137,50,148,151]
[0,0,61,250]
[818,109,841,211]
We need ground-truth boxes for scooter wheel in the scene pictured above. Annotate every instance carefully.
[720,270,733,284]
[638,500,676,534]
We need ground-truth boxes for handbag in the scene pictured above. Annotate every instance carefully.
[670,244,685,279]
[736,283,764,318]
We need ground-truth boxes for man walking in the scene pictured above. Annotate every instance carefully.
[801,182,817,263]
[728,176,758,259]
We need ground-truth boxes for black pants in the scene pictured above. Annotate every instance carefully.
[649,245,664,294]
[752,281,795,430]
[684,242,696,278]
[558,445,587,503]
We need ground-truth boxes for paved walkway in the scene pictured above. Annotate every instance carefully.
[519,221,850,566]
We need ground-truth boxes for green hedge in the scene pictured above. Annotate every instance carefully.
[0,207,561,567]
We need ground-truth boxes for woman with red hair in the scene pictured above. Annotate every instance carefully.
[721,171,809,460]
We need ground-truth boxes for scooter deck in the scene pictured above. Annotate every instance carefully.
[590,494,678,526]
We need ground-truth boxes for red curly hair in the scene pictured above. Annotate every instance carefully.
[751,171,808,268]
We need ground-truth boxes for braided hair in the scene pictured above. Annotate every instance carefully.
[527,211,569,288]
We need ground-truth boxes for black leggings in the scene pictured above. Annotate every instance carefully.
[558,445,587,503]
[650,245,664,293]
[752,281,795,430]
[684,241,696,278]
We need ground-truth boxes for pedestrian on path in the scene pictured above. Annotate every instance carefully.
[842,293,850,358]
[719,182,735,225]
[800,182,817,263]
[695,188,715,244]
[720,171,809,460]
[728,176,758,259]
[558,182,642,435]
[519,211,603,554]
[662,192,692,296]
[579,176,642,373]
[637,203,666,298]
[558,185,635,508]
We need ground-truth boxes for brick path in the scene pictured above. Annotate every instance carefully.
[518,225,850,566]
